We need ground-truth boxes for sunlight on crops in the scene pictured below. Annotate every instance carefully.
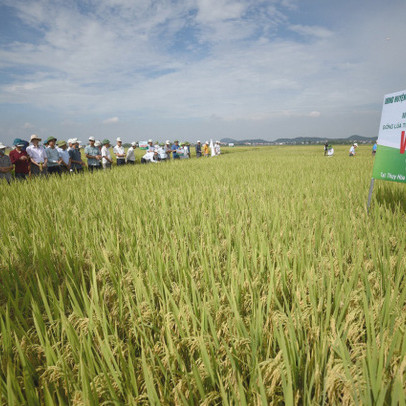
[1,145,405,405]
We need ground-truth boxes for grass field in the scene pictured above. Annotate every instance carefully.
[1,145,405,405]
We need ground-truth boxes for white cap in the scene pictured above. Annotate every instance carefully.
[67,138,73,144]
[117,137,122,142]
[131,142,136,147]
[75,139,80,144]
[89,136,95,141]
[71,138,78,144]
[94,140,101,146]
[165,140,170,144]
[0,143,6,149]
[197,140,201,143]
[30,134,41,142]
[148,139,153,143]
[354,142,358,147]
[205,141,209,144]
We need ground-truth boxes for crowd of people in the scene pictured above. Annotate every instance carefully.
[0,135,222,183]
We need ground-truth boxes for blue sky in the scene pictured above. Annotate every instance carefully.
[0,0,405,144]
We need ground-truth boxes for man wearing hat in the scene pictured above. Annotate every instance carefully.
[0,143,13,183]
[9,139,30,180]
[349,142,358,157]
[171,140,180,159]
[113,137,126,166]
[126,142,137,164]
[147,139,154,152]
[69,139,85,173]
[45,136,62,175]
[165,140,172,159]
[57,141,71,172]
[195,140,202,158]
[26,134,48,176]
[203,141,210,157]
[101,139,113,169]
[84,137,102,172]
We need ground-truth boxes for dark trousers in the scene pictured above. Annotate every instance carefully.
[117,159,126,166]
[48,166,62,175]
[72,167,84,173]
[15,173,27,180]
[88,165,101,172]
[127,161,135,165]
[30,165,47,176]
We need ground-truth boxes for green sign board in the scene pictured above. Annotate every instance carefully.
[372,89,406,183]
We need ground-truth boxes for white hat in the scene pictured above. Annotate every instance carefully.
[30,134,41,142]
[71,138,78,144]
[205,141,209,144]
[197,140,201,143]
[0,143,6,149]
[131,141,136,147]
[148,139,153,143]
[354,142,358,147]
[117,137,122,142]
[67,138,73,144]
[165,140,170,144]
[95,140,101,147]
[89,136,95,141]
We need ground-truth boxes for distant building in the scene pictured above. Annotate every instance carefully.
[228,143,235,147]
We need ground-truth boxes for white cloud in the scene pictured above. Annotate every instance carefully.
[103,117,119,124]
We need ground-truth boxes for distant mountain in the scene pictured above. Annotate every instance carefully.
[220,135,377,145]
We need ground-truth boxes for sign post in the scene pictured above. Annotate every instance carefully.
[369,89,406,211]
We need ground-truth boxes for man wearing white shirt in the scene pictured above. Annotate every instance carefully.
[114,137,126,166]
[57,140,71,172]
[101,139,113,169]
[126,142,137,164]
[26,134,48,176]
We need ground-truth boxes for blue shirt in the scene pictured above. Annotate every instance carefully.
[171,144,179,158]
[84,145,100,166]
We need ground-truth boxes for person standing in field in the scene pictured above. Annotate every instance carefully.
[9,140,30,180]
[324,141,329,156]
[69,140,85,173]
[26,134,48,176]
[158,143,168,161]
[172,140,180,159]
[165,140,172,159]
[101,139,113,169]
[203,141,210,157]
[45,136,62,175]
[214,141,221,156]
[372,141,377,156]
[195,140,202,157]
[85,137,102,172]
[114,137,126,166]
[0,143,13,184]
[126,142,137,164]
[349,142,358,157]
[57,141,71,173]
[147,139,155,152]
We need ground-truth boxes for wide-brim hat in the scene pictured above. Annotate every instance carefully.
[46,136,57,143]
[117,137,122,142]
[102,139,110,145]
[131,142,137,146]
[58,140,67,147]
[0,143,6,150]
[165,140,170,144]
[30,134,41,142]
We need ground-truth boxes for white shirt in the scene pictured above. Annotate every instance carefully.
[349,146,355,155]
[57,148,70,165]
[142,151,158,163]
[158,147,167,160]
[113,145,125,158]
[179,147,189,159]
[26,144,47,164]
[126,146,136,162]
[102,146,112,164]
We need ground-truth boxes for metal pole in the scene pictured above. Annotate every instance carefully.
[367,178,375,214]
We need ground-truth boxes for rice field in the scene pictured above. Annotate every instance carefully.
[1,145,405,405]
